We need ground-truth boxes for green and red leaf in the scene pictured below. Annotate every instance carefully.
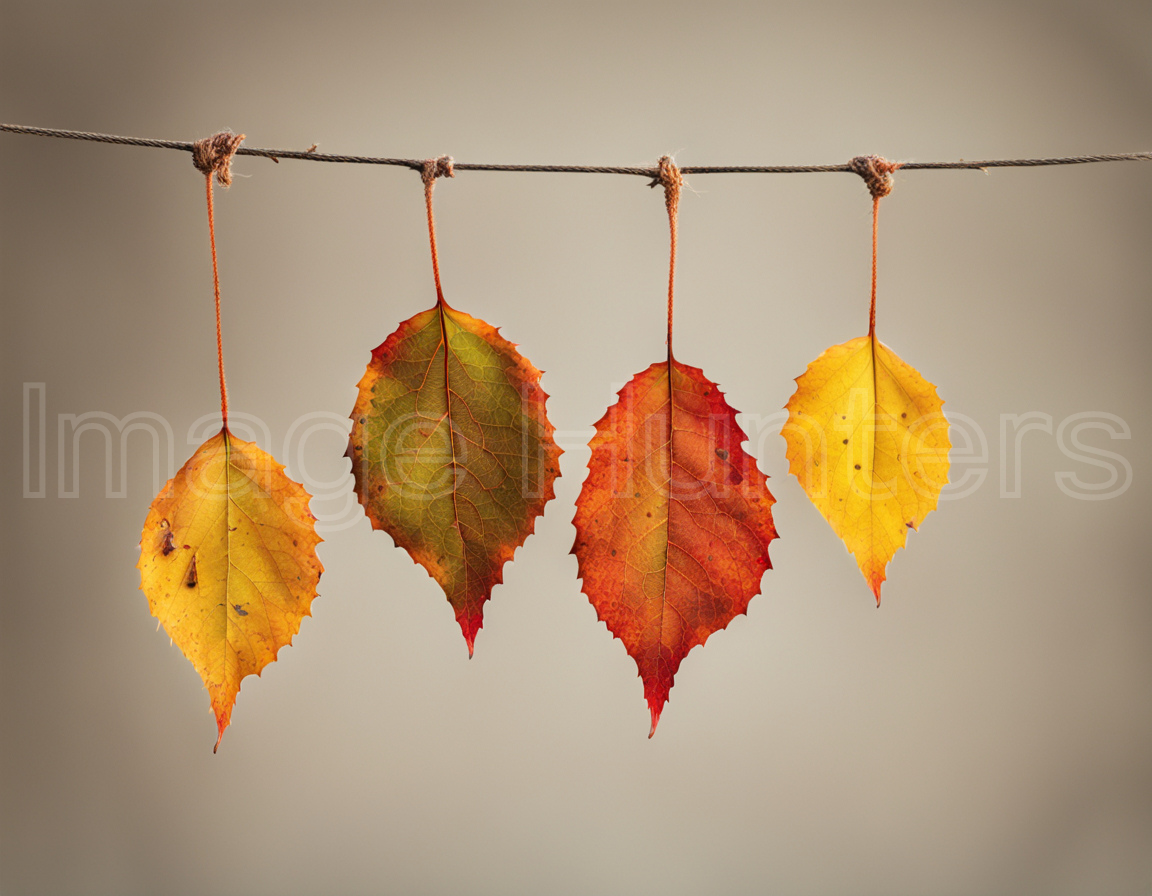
[348,300,561,654]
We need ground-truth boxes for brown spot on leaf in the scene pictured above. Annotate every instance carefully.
[185,556,198,588]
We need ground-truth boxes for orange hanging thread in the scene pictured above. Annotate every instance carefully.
[653,155,683,356]
[191,131,245,428]
[848,154,901,337]
[421,154,454,304]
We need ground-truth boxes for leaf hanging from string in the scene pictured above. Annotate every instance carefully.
[347,157,561,655]
[138,137,323,751]
[783,157,950,602]
[572,157,777,736]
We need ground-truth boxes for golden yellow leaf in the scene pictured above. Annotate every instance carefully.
[138,429,322,751]
[783,335,949,602]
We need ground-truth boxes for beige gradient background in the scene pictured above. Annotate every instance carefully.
[3,1,1151,893]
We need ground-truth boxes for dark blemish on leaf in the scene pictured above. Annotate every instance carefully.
[292,539,298,546]
[715,448,729,461]
[358,417,366,424]
[842,415,846,420]
[901,412,907,418]
[634,492,641,498]
[906,521,914,528]
[611,549,617,556]
[160,530,176,556]
[646,512,652,518]
[842,439,848,445]
[855,464,862,470]
[186,556,198,588]
[233,604,248,616]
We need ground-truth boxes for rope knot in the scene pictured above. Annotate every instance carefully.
[654,155,683,217]
[422,155,454,186]
[191,131,246,186]
[849,155,900,199]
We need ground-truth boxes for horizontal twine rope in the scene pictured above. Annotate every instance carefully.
[4,124,1151,179]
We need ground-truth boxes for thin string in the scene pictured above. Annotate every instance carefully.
[657,156,683,359]
[848,156,900,337]
[870,196,879,337]
[191,132,245,429]
[422,156,454,304]
[4,124,1150,175]
[204,173,229,428]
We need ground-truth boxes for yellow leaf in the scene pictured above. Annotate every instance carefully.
[783,335,949,602]
[138,429,322,751]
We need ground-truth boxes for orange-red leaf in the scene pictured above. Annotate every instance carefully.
[572,359,778,735]
[783,334,950,601]
[138,429,323,751]
[347,301,561,654]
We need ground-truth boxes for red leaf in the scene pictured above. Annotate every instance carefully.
[572,358,778,735]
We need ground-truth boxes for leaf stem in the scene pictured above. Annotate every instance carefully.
[869,195,879,338]
[658,157,683,360]
[204,172,229,429]
[424,170,445,306]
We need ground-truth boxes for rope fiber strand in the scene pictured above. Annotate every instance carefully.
[4,123,1151,177]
